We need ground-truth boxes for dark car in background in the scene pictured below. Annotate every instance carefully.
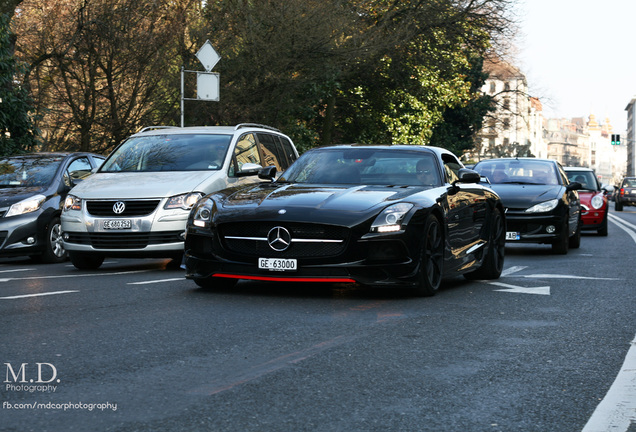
[615,177,636,211]
[185,145,506,296]
[473,158,581,254]
[564,167,608,236]
[0,152,104,263]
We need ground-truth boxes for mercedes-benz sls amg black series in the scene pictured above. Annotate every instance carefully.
[184,145,506,296]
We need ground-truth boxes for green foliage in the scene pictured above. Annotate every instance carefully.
[0,13,37,156]
[429,56,495,155]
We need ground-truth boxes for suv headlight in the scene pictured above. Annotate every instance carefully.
[63,194,82,211]
[165,192,203,210]
[591,194,604,209]
[371,203,414,233]
[6,195,46,217]
[525,199,558,213]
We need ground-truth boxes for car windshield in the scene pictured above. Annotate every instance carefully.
[566,171,599,191]
[100,134,232,172]
[623,178,636,188]
[474,159,560,185]
[279,148,441,186]
[0,156,63,188]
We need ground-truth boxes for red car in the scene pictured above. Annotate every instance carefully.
[564,167,608,236]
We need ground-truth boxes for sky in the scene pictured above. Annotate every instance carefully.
[514,0,636,133]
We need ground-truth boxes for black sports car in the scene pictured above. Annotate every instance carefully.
[472,158,581,254]
[185,145,506,296]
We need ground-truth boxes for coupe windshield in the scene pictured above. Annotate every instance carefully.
[474,160,560,185]
[279,148,441,186]
[100,134,232,172]
[0,156,62,188]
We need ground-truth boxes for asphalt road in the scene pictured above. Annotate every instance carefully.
[2,208,635,432]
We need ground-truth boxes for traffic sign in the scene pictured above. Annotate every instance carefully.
[196,40,221,72]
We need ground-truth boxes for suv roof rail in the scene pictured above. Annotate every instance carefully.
[235,123,280,132]
[138,126,180,133]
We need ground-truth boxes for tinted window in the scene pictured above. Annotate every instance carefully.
[257,133,285,171]
[0,156,63,188]
[229,133,261,177]
[100,134,232,172]
[64,157,93,187]
[566,171,599,191]
[278,136,297,168]
[280,148,439,186]
[474,160,560,185]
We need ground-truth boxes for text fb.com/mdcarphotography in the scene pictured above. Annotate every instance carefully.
[3,361,118,412]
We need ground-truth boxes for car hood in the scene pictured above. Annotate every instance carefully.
[69,172,218,199]
[488,184,565,209]
[216,183,434,224]
[0,186,48,207]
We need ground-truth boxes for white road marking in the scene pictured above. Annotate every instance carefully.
[0,290,79,300]
[521,274,620,280]
[488,281,550,295]
[128,278,184,285]
[0,268,35,274]
[501,265,528,276]
[581,212,636,432]
[581,336,636,432]
[0,269,151,283]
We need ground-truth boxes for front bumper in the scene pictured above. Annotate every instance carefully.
[61,206,189,257]
[0,210,51,257]
[504,213,566,244]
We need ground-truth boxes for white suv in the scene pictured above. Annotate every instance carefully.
[61,124,298,269]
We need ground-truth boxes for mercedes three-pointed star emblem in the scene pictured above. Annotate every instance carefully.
[267,226,291,251]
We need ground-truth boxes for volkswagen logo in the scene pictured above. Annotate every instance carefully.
[267,226,291,252]
[112,201,126,215]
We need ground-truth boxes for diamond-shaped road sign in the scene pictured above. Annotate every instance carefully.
[196,40,221,72]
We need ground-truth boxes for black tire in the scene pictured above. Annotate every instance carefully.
[552,220,569,255]
[413,214,444,296]
[194,276,237,290]
[40,217,68,264]
[615,200,623,211]
[69,252,105,270]
[465,208,505,280]
[568,217,581,249]
[598,214,608,236]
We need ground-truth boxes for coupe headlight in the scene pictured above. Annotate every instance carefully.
[525,199,558,213]
[63,194,82,211]
[371,203,414,233]
[591,194,604,209]
[165,192,203,210]
[6,195,46,217]
[192,198,215,228]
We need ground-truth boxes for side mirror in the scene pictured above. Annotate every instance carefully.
[454,168,481,185]
[236,163,263,177]
[258,166,277,181]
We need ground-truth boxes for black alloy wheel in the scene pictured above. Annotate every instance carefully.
[414,214,444,296]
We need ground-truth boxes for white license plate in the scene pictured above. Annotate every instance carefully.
[103,219,132,230]
[506,232,520,240]
[258,258,297,271]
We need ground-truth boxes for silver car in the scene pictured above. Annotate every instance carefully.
[61,124,298,269]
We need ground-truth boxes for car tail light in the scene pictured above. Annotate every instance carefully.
[620,188,625,196]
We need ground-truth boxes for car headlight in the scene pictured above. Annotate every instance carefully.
[525,199,559,213]
[63,194,82,211]
[192,198,215,228]
[371,203,414,233]
[165,192,203,210]
[591,194,604,209]
[6,195,46,217]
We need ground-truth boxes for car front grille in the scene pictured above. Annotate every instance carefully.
[65,231,183,249]
[218,222,349,258]
[86,200,161,217]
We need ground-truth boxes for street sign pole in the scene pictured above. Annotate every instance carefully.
[180,40,221,127]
